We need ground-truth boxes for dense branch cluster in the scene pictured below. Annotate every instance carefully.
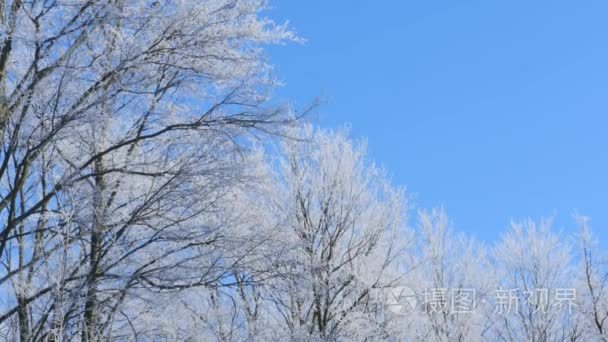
[0,1,606,341]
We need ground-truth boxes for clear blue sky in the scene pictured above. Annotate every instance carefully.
[266,1,608,244]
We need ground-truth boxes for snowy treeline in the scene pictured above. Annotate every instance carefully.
[0,0,606,340]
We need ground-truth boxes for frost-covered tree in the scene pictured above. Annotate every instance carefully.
[257,127,411,340]
[400,209,493,342]
[1,1,605,341]
[487,219,583,342]
[574,216,608,341]
[0,0,296,340]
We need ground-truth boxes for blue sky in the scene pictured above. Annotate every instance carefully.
[266,1,608,244]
